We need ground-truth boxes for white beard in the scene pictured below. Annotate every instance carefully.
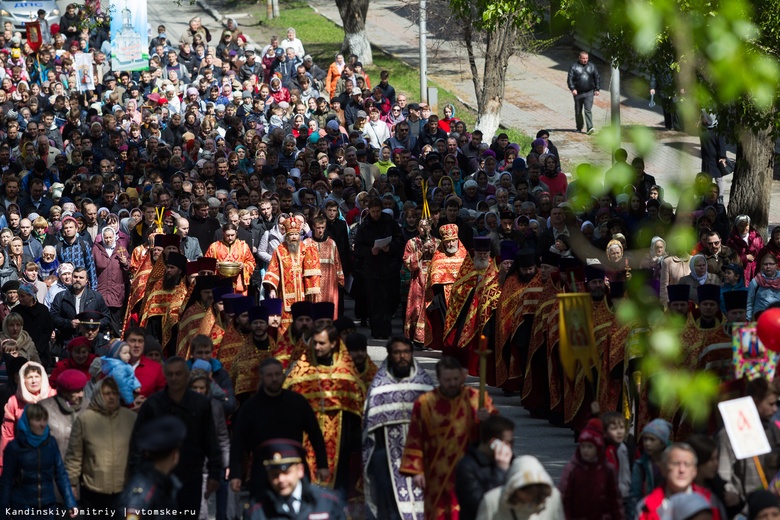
[445,242,459,255]
[474,257,490,271]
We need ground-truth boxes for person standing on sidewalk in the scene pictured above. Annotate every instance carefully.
[567,51,600,135]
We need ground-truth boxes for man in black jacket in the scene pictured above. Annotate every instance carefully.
[188,198,222,253]
[567,51,601,135]
[244,438,345,520]
[354,199,404,339]
[129,357,223,517]
[229,358,328,497]
[454,415,515,520]
[50,267,110,345]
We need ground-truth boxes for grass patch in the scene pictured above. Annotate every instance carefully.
[256,1,533,154]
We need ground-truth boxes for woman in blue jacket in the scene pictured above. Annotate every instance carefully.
[0,403,78,519]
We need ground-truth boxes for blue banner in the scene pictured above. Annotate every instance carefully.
[110,0,148,71]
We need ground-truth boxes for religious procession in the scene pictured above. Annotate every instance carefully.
[0,2,775,520]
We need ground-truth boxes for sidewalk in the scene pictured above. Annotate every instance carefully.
[205,0,780,227]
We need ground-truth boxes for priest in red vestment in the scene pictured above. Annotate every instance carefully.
[424,224,468,349]
[400,356,497,520]
[138,251,189,355]
[403,218,439,345]
[205,223,256,295]
[304,215,344,315]
[442,237,501,376]
[263,215,321,333]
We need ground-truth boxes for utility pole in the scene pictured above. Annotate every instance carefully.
[419,0,427,104]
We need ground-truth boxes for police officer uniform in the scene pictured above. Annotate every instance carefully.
[244,439,346,520]
[76,310,111,356]
[119,416,186,520]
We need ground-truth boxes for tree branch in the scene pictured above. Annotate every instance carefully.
[463,23,482,110]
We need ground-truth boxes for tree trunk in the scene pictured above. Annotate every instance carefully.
[335,0,374,66]
[474,17,517,143]
[728,124,774,232]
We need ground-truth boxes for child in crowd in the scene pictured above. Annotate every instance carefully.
[559,418,624,519]
[629,419,672,519]
[602,411,633,515]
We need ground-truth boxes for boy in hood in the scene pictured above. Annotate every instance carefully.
[477,455,563,520]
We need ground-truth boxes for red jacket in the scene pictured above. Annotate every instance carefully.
[637,485,722,520]
[133,355,166,397]
[559,452,624,520]
[50,355,97,388]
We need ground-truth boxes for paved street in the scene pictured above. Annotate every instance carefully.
[146,0,600,493]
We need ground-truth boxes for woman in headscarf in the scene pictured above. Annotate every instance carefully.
[679,254,721,303]
[64,377,136,510]
[747,254,780,320]
[641,236,667,295]
[439,103,459,134]
[0,360,55,471]
[0,404,78,517]
[93,227,129,337]
[727,214,764,285]
[0,313,38,363]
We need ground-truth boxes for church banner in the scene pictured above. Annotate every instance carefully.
[75,52,95,92]
[557,293,600,381]
[110,0,148,71]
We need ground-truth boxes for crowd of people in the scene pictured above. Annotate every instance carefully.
[0,3,773,520]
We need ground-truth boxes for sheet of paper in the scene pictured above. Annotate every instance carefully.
[374,237,392,249]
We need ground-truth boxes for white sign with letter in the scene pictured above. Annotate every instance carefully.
[718,396,771,460]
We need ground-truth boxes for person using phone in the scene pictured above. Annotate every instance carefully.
[455,415,516,520]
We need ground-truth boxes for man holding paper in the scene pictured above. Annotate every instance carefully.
[354,198,404,339]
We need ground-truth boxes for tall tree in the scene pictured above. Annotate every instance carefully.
[335,0,374,66]
[447,0,543,142]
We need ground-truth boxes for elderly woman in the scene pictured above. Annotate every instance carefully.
[0,313,38,362]
[641,236,667,294]
[64,377,136,510]
[0,361,55,471]
[747,253,780,321]
[93,227,129,336]
[679,254,721,304]
[727,214,764,285]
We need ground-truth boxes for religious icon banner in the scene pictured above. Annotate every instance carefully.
[558,293,600,381]
[110,0,149,71]
[733,323,778,381]
[25,22,42,53]
[75,52,95,92]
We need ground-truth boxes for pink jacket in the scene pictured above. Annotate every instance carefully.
[0,361,56,472]
[727,228,764,284]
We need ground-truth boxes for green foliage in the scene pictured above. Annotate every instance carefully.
[449,0,542,32]
[556,0,780,421]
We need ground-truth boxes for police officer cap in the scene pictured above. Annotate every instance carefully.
[77,310,103,328]
[260,438,305,470]
[137,416,187,453]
